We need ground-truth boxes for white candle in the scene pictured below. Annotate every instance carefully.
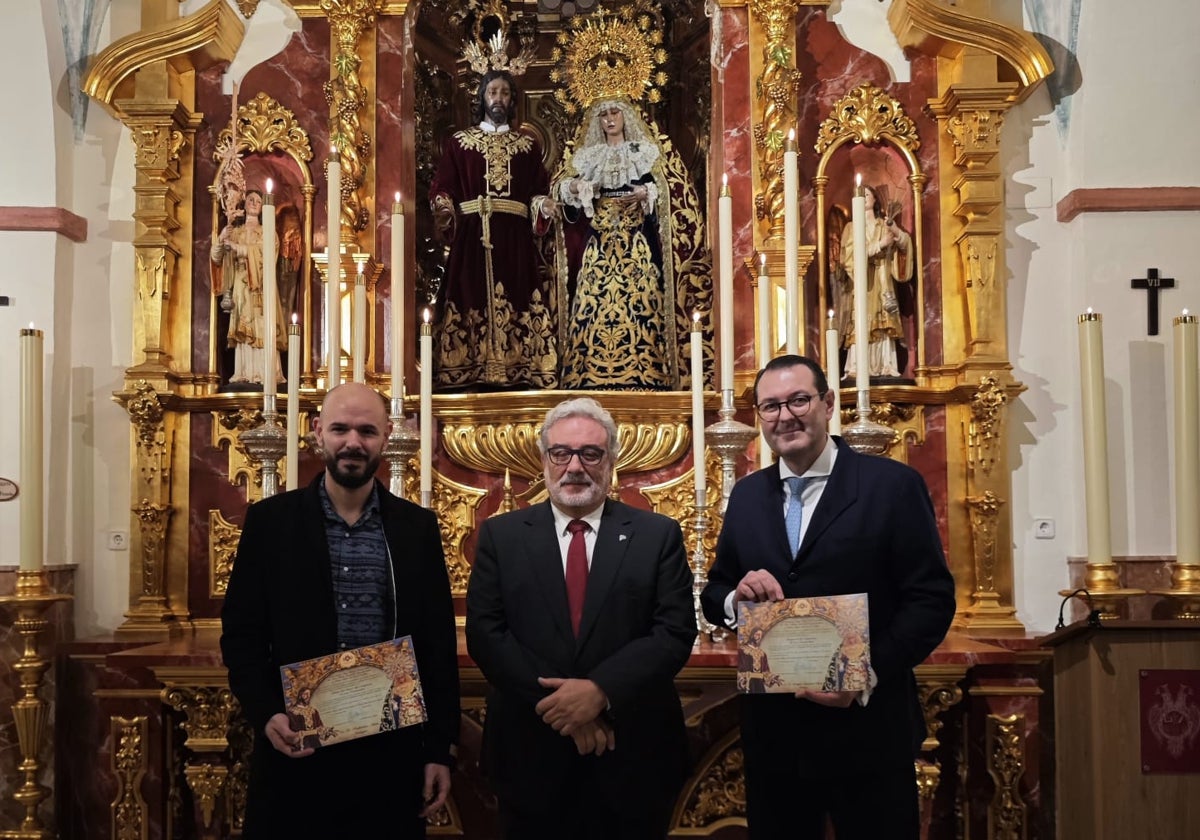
[1078,309,1112,564]
[826,309,842,435]
[718,174,735,392]
[391,193,404,400]
[326,149,342,389]
[784,130,799,355]
[262,180,277,402]
[1175,311,1199,564]
[19,327,44,571]
[353,260,366,383]
[757,254,773,469]
[852,175,870,398]
[690,313,707,506]
[286,316,300,491]
[420,310,433,505]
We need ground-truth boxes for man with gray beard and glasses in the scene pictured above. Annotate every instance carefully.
[466,397,696,839]
[222,382,460,837]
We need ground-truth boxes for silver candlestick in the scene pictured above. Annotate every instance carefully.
[691,503,725,641]
[840,386,897,455]
[384,396,420,500]
[705,389,757,515]
[240,394,287,498]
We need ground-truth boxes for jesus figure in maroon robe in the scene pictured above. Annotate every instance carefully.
[429,69,558,390]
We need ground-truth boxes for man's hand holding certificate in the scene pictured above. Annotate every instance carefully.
[736,594,871,697]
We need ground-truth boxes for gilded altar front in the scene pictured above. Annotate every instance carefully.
[60,1,1057,838]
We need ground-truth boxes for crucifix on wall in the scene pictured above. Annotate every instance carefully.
[1131,267,1175,336]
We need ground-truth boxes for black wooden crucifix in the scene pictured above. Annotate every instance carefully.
[1131,268,1175,336]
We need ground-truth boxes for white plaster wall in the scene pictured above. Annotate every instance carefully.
[1009,2,1200,630]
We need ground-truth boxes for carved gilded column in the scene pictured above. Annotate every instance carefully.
[322,0,386,251]
[160,676,240,839]
[111,716,149,840]
[748,0,802,240]
[986,713,1027,840]
[914,664,968,803]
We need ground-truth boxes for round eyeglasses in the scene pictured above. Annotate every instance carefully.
[755,392,826,421]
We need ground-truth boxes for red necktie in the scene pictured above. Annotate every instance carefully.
[565,519,590,636]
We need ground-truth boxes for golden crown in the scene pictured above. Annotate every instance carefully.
[458,0,537,78]
[550,5,668,114]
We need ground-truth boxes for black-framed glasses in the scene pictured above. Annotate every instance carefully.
[755,392,826,420]
[545,445,607,466]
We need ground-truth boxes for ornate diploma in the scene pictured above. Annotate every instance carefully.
[736,594,871,694]
[280,636,427,749]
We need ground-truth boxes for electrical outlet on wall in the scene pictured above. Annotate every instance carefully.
[107,530,129,551]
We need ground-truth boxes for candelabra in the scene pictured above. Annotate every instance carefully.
[239,395,287,498]
[840,389,897,455]
[705,390,757,515]
[383,397,420,500]
[690,503,726,641]
[0,571,71,839]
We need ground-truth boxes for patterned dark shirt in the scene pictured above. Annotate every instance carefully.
[317,480,392,650]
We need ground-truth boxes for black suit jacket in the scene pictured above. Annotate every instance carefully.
[220,475,460,832]
[466,499,696,811]
[701,438,955,778]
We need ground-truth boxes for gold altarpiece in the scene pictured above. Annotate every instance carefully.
[56,1,1057,838]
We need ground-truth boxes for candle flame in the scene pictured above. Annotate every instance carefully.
[356,260,366,275]
[28,322,34,329]
[395,191,401,203]
[828,309,835,318]
[423,308,432,324]
[759,252,767,267]
[722,173,728,187]
[1086,306,1094,314]
[1185,308,1191,316]
[692,310,701,323]
[292,312,298,325]
[266,178,273,194]
[855,173,862,188]
[788,128,795,141]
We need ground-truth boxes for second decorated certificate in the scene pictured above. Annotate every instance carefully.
[736,594,871,694]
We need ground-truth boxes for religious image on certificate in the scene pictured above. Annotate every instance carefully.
[736,594,871,694]
[280,636,427,749]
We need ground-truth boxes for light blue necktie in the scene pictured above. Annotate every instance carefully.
[784,476,808,555]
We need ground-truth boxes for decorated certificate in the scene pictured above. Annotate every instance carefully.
[280,636,427,749]
[736,594,871,693]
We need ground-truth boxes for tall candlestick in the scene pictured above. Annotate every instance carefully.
[1175,311,1199,564]
[851,176,870,405]
[391,193,405,400]
[420,310,433,506]
[784,130,799,355]
[757,254,773,468]
[690,314,707,506]
[286,317,300,491]
[353,260,366,382]
[20,327,44,571]
[718,174,735,392]
[1078,310,1112,564]
[326,149,342,389]
[262,181,277,403]
[826,309,842,435]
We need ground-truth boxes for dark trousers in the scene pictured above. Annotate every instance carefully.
[498,791,674,840]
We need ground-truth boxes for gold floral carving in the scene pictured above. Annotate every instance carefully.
[969,376,1008,475]
[442,421,693,480]
[815,84,920,155]
[134,124,187,173]
[551,3,668,111]
[966,490,1004,596]
[675,732,747,830]
[422,473,487,596]
[134,498,172,600]
[111,715,149,840]
[209,510,241,597]
[750,0,802,237]
[214,92,314,164]
[321,0,385,244]
[639,449,723,566]
[184,761,228,829]
[127,381,170,484]
[162,685,238,752]
[986,713,1027,840]
[213,408,268,498]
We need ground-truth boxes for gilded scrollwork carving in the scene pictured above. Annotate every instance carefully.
[133,124,186,174]
[639,449,723,566]
[209,510,240,598]
[161,685,238,752]
[423,473,487,596]
[184,761,228,829]
[134,498,172,600]
[986,713,1027,840]
[214,409,268,498]
[111,715,149,840]
[966,490,1004,596]
[214,92,314,164]
[969,375,1008,475]
[815,84,921,156]
[948,108,1005,157]
[127,382,169,485]
[675,733,747,829]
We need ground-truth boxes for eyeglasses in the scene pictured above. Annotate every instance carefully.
[755,392,826,420]
[545,445,607,466]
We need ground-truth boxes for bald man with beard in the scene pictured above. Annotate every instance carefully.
[222,383,460,837]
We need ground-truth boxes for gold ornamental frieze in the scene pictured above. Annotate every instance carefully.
[442,420,691,480]
[215,92,314,164]
[209,510,241,597]
[674,730,746,832]
[986,713,1027,840]
[161,684,238,752]
[111,715,149,840]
